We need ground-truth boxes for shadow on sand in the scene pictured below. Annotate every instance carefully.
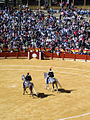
[35,93,54,98]
[56,88,75,93]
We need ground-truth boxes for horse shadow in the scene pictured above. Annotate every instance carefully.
[56,88,75,93]
[35,93,54,98]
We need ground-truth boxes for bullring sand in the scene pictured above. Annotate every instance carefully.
[0,59,90,120]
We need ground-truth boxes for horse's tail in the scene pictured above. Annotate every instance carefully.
[33,86,37,96]
[54,78,62,88]
[31,83,37,96]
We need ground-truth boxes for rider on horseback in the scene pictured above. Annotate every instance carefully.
[24,72,32,86]
[46,67,54,84]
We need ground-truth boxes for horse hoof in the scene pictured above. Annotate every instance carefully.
[56,90,59,93]
[47,88,49,90]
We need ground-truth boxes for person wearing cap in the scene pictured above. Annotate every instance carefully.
[25,72,32,83]
[46,67,54,84]
[48,67,54,78]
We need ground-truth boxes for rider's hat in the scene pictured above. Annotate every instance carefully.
[49,67,52,70]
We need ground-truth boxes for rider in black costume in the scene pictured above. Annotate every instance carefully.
[23,72,32,88]
[25,72,32,82]
[46,67,54,84]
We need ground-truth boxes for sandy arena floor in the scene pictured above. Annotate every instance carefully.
[0,59,90,120]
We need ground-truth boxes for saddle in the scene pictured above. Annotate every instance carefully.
[24,81,32,86]
[48,77,55,83]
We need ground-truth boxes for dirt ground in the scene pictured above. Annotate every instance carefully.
[0,59,90,120]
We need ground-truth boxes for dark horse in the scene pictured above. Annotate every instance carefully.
[22,75,37,97]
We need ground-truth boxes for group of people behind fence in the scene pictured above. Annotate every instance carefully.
[0,5,90,54]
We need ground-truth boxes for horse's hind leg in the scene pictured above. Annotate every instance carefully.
[46,84,49,90]
[26,90,28,94]
[29,86,33,97]
[56,83,58,91]
[23,88,26,95]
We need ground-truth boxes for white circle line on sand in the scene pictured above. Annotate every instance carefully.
[0,68,86,74]
[0,68,90,78]
[58,112,90,120]
[0,65,90,72]
[8,85,16,88]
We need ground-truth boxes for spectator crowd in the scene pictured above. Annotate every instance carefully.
[0,5,90,54]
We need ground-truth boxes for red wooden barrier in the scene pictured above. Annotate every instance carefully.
[0,52,90,62]
[30,51,39,59]
[43,52,53,59]
[18,52,28,57]
[86,55,90,60]
[42,52,90,61]
[0,52,28,58]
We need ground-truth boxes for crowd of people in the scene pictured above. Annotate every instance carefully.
[0,5,90,54]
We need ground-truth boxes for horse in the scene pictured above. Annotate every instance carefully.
[44,72,62,91]
[22,75,37,97]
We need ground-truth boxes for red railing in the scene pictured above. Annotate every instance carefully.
[0,52,28,59]
[43,52,90,61]
[0,51,90,61]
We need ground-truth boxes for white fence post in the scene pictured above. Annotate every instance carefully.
[28,51,30,60]
[39,51,41,60]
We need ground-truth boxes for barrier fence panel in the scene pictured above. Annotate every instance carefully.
[64,53,76,61]
[43,52,53,59]
[18,52,28,58]
[0,52,90,62]
[0,52,7,58]
[42,52,90,62]
[87,55,90,61]
[6,52,18,58]
[52,53,60,58]
[0,52,28,58]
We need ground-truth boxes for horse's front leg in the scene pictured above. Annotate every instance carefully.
[30,90,33,97]
[45,78,49,90]
[45,84,49,90]
[51,83,54,91]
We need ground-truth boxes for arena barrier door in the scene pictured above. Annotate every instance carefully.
[28,51,42,60]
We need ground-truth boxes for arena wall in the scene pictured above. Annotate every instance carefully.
[0,51,90,62]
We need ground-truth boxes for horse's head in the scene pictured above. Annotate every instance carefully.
[44,72,48,79]
[22,74,25,81]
